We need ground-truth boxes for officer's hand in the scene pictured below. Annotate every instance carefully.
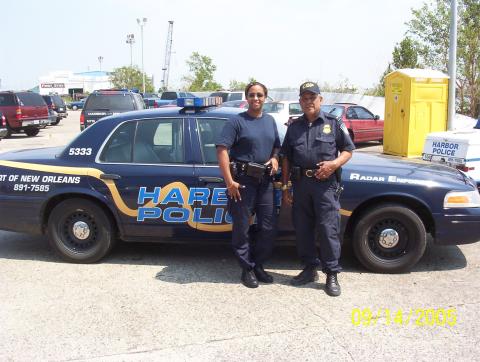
[265,158,279,175]
[315,160,337,180]
[282,189,293,206]
[227,181,243,202]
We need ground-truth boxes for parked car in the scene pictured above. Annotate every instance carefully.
[0,111,8,140]
[321,103,383,143]
[48,108,58,125]
[144,91,195,108]
[210,91,274,102]
[0,97,479,273]
[263,101,303,142]
[42,94,68,125]
[0,91,49,137]
[80,89,146,130]
[142,92,160,99]
[67,98,86,110]
[220,100,249,108]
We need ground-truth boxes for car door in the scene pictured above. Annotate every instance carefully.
[347,106,381,142]
[94,116,200,240]
[190,116,232,240]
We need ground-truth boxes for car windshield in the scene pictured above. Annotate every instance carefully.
[86,94,135,111]
[52,95,65,106]
[321,105,344,118]
[263,103,285,113]
[143,93,159,98]
[17,92,46,106]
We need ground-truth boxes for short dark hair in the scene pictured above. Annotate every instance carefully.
[244,81,268,98]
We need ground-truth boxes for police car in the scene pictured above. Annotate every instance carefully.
[0,97,479,273]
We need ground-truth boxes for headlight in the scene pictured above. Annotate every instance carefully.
[444,190,480,208]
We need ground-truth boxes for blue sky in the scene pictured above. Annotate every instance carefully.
[0,0,426,91]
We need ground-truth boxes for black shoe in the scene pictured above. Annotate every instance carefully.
[325,273,341,297]
[253,265,273,283]
[241,269,259,288]
[290,265,318,286]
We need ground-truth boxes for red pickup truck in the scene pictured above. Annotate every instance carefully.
[0,91,50,137]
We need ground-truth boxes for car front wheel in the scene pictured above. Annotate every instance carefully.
[48,199,115,263]
[72,105,78,110]
[352,203,427,273]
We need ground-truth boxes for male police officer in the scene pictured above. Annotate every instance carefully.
[281,82,354,296]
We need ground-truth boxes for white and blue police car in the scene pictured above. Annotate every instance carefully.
[0,97,480,273]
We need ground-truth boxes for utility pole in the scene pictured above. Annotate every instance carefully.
[137,17,147,93]
[126,34,135,67]
[98,56,104,71]
[447,0,457,130]
[161,21,174,91]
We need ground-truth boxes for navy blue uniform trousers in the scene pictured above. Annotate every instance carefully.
[292,176,342,273]
[228,174,276,270]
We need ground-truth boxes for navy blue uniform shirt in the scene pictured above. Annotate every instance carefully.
[216,111,281,163]
[281,111,355,168]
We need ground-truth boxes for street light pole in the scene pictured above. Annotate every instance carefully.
[447,0,457,130]
[137,17,147,93]
[126,34,135,67]
[98,56,104,71]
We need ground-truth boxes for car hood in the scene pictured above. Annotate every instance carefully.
[347,152,472,187]
[0,146,64,163]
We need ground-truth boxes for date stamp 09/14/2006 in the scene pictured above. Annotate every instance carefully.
[351,308,457,327]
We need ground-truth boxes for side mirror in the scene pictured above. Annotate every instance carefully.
[374,115,380,120]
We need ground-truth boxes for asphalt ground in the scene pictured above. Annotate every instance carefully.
[0,112,479,361]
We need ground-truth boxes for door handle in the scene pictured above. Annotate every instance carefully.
[100,173,122,180]
[198,176,224,183]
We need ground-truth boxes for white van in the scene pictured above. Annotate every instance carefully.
[422,124,480,184]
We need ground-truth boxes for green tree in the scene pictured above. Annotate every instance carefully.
[370,37,420,97]
[109,66,154,92]
[407,0,480,117]
[366,64,393,97]
[392,37,420,69]
[228,77,257,91]
[182,52,222,91]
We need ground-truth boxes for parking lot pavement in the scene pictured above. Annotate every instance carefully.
[1,112,479,360]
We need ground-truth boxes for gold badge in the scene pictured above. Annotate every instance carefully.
[302,82,315,89]
[323,124,331,134]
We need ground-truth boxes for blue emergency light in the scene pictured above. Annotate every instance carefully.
[177,96,223,108]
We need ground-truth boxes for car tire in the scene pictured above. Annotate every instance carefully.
[72,105,78,111]
[352,203,427,273]
[52,118,61,125]
[48,199,116,263]
[24,128,40,137]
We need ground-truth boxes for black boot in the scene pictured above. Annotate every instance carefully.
[290,265,318,286]
[325,273,341,296]
[253,265,273,283]
[241,269,259,288]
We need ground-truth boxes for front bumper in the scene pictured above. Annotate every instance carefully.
[433,208,480,245]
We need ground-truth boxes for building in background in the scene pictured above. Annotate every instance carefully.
[38,70,113,98]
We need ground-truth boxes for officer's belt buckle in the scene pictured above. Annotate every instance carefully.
[305,169,315,178]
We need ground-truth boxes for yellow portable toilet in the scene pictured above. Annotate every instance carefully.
[383,69,449,157]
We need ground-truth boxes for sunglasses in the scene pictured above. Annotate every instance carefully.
[247,92,265,99]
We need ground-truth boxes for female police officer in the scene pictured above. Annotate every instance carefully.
[216,82,281,288]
